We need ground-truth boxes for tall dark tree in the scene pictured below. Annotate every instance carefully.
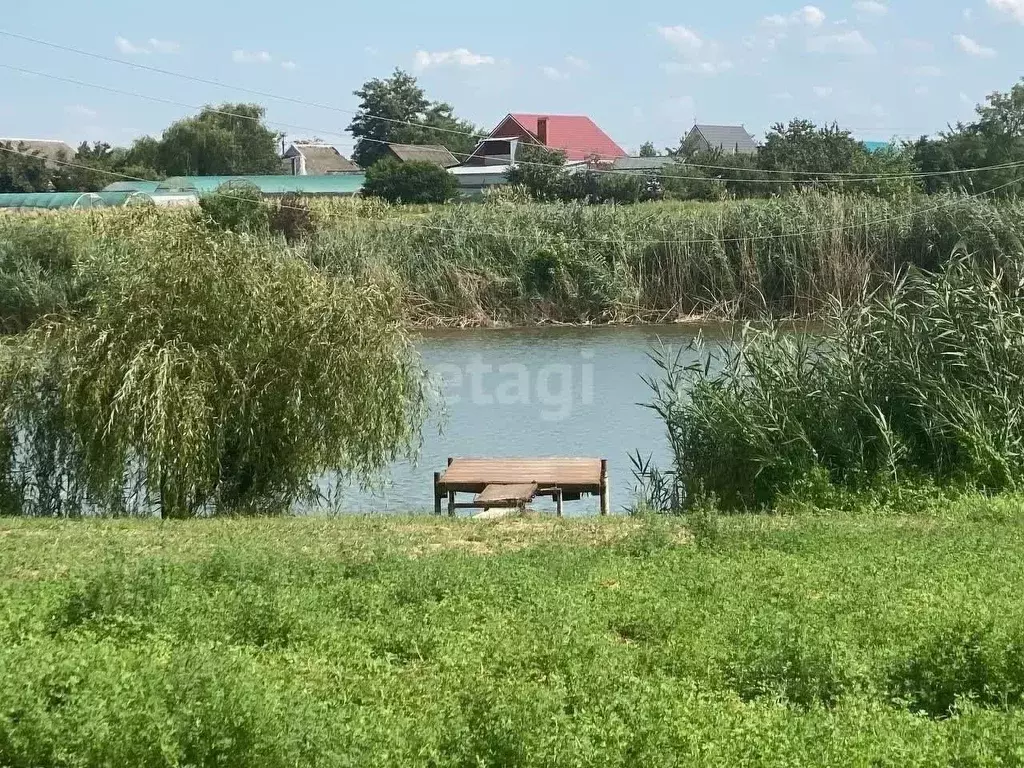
[348,70,478,167]
[0,142,51,193]
[639,141,659,158]
[141,104,283,177]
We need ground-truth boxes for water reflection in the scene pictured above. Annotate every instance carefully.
[321,324,724,516]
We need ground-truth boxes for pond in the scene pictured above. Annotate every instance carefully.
[330,324,727,516]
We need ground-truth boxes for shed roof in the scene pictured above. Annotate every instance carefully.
[610,156,681,172]
[155,174,365,196]
[386,144,461,168]
[689,125,758,154]
[0,138,76,168]
[501,114,627,161]
[283,143,359,173]
[102,180,163,194]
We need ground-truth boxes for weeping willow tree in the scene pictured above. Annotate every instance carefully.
[0,209,425,517]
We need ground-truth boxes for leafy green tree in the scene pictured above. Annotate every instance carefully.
[1,213,425,517]
[142,104,283,177]
[911,80,1024,196]
[505,144,568,201]
[0,142,51,193]
[363,159,459,204]
[639,142,659,158]
[348,70,478,167]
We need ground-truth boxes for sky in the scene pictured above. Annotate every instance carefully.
[1,0,1022,157]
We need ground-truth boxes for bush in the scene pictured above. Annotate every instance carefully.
[197,183,271,234]
[270,193,315,243]
[363,159,459,204]
[644,252,1024,510]
[0,210,425,517]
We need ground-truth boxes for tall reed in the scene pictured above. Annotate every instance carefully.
[642,251,1024,511]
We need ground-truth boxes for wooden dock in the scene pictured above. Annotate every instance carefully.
[434,458,609,517]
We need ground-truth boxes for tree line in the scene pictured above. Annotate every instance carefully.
[3,71,1024,201]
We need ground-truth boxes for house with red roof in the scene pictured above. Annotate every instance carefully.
[464,113,626,166]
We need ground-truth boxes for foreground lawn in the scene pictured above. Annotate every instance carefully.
[3,501,1024,767]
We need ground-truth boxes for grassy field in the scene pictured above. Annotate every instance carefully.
[4,498,1024,766]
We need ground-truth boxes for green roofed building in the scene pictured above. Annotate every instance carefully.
[154,174,365,197]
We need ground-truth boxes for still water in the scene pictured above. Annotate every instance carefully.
[330,325,719,516]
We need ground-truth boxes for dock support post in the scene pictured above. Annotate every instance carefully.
[448,491,456,517]
[555,488,564,518]
[600,459,610,516]
[433,472,442,516]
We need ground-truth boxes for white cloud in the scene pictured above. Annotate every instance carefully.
[911,64,943,76]
[541,56,590,81]
[233,50,273,64]
[813,85,834,97]
[964,7,975,19]
[915,85,930,96]
[147,38,180,54]
[116,36,179,55]
[854,0,888,14]
[658,26,731,76]
[115,36,145,54]
[808,29,877,55]
[658,25,704,53]
[65,105,98,120]
[763,5,827,27]
[955,33,996,57]
[364,46,379,56]
[281,60,298,71]
[960,92,976,107]
[413,48,495,70]
[773,91,795,100]
[988,0,1024,22]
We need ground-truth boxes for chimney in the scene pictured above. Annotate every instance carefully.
[536,117,548,146]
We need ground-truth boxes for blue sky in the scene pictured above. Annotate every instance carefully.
[1,0,1022,156]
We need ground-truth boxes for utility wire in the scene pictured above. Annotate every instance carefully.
[2,60,1022,186]
[0,30,1016,181]
[0,143,1020,248]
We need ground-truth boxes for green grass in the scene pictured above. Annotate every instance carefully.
[4,499,1024,766]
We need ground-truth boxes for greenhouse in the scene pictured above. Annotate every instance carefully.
[0,191,158,211]
[0,192,105,211]
[154,174,365,197]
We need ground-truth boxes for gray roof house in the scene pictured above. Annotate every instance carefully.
[0,138,77,168]
[684,125,758,155]
[385,144,461,168]
[281,142,360,175]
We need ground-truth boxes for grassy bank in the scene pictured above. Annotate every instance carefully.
[4,193,1024,332]
[4,501,1024,766]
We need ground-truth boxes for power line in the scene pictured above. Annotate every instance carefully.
[3,61,1023,187]
[0,29,491,141]
[0,142,1019,248]
[1,29,1018,182]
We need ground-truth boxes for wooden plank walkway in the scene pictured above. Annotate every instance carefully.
[434,458,609,517]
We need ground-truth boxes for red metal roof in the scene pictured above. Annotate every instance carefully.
[503,114,627,162]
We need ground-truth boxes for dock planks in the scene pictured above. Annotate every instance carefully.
[434,458,609,517]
